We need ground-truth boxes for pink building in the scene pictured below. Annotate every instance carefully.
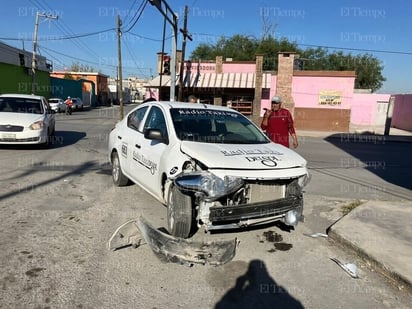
[146,52,411,133]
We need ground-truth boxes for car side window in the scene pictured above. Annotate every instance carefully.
[127,106,149,132]
[143,106,167,137]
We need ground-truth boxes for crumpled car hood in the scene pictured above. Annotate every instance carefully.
[180,141,307,169]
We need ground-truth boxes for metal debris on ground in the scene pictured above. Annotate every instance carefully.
[303,232,328,238]
[108,216,237,266]
[330,257,359,278]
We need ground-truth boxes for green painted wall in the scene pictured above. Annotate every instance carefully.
[50,77,82,99]
[0,62,50,97]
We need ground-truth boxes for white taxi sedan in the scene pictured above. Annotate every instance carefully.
[0,93,55,147]
[108,101,310,238]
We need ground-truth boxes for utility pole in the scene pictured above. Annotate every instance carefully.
[148,0,178,101]
[117,15,124,119]
[32,12,58,94]
[158,16,167,101]
[178,5,192,102]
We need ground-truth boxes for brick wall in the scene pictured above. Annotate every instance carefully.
[276,53,296,114]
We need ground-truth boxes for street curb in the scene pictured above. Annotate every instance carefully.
[297,131,412,143]
[327,226,412,294]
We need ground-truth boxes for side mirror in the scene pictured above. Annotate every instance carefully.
[144,128,169,145]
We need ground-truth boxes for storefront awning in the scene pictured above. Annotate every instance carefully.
[146,72,272,89]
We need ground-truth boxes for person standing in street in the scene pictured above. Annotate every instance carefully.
[260,95,298,148]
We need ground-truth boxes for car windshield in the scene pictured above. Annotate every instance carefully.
[170,108,269,144]
[0,97,44,114]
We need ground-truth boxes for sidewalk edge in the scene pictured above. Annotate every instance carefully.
[328,227,412,295]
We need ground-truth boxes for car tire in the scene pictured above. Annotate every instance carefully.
[112,152,129,186]
[167,185,193,238]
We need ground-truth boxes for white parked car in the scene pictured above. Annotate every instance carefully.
[48,97,66,113]
[108,101,310,238]
[0,93,55,147]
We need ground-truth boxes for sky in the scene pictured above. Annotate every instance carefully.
[1,0,411,94]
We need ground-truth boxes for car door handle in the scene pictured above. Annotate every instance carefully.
[135,144,141,149]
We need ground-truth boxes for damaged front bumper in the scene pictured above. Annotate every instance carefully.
[108,216,237,266]
[204,196,304,231]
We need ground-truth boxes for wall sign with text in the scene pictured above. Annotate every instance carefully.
[318,90,342,105]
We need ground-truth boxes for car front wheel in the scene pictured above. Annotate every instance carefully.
[112,152,129,186]
[167,185,193,238]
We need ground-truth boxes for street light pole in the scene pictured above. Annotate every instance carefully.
[148,0,178,101]
[117,15,124,119]
[178,5,192,102]
[31,12,58,94]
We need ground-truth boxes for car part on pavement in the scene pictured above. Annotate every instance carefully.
[108,216,237,266]
[330,257,359,278]
[303,232,328,238]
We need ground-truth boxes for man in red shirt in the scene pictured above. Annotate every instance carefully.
[260,96,299,148]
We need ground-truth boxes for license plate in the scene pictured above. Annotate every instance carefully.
[2,133,16,139]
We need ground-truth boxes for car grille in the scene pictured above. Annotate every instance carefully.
[0,125,24,132]
[247,182,285,203]
[0,137,39,142]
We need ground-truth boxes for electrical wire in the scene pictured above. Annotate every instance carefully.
[122,0,148,34]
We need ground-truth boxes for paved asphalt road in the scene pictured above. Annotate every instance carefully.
[0,105,410,308]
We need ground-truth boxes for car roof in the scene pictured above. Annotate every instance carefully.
[0,93,45,100]
[147,100,240,113]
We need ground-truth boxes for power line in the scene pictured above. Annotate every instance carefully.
[31,0,101,60]
[123,34,151,77]
[39,44,116,69]
[122,0,148,33]
[190,32,412,56]
[0,28,115,41]
[39,44,152,78]
[122,0,140,26]
[298,43,412,56]
[127,31,172,42]
[123,0,146,31]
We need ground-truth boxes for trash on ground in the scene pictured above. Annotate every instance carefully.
[108,216,237,266]
[303,232,328,238]
[330,257,359,278]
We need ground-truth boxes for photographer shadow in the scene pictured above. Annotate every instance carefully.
[215,259,303,309]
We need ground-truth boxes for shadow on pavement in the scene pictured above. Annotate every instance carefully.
[0,131,85,150]
[53,131,86,148]
[215,259,304,309]
[324,132,412,191]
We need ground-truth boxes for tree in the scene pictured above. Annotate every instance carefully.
[300,48,385,91]
[70,61,95,72]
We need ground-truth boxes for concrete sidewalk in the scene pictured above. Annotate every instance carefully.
[328,200,412,293]
[296,127,412,291]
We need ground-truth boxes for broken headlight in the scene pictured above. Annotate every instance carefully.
[298,173,311,189]
[174,171,244,201]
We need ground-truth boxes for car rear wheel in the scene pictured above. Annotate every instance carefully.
[167,185,193,239]
[112,152,129,186]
